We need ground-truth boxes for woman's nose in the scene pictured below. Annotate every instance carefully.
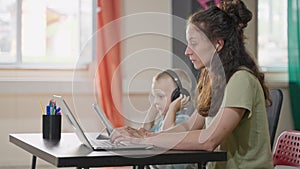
[185,46,191,56]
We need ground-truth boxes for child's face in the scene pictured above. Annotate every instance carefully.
[151,78,177,116]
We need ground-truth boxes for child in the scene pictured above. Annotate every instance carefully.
[143,68,193,132]
[143,69,197,169]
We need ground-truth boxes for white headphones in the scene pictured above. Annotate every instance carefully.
[216,43,220,50]
[211,43,220,66]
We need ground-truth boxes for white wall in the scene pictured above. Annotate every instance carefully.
[120,0,172,127]
[0,0,294,168]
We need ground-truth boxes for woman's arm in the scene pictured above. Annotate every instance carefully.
[195,107,245,151]
[110,110,205,144]
[111,107,244,151]
[142,107,245,151]
[163,110,205,132]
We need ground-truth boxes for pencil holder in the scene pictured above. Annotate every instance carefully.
[42,115,61,140]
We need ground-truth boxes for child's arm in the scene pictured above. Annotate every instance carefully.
[142,105,158,130]
[162,94,190,130]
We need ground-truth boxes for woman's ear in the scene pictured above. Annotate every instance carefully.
[215,39,224,52]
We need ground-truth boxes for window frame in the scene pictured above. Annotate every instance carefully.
[257,0,288,73]
[0,0,97,70]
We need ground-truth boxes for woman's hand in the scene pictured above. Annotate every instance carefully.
[110,126,153,144]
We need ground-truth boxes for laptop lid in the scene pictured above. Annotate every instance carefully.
[54,95,155,150]
[53,95,94,149]
[92,103,114,136]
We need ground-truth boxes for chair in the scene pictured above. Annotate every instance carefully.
[267,89,283,149]
[273,130,300,167]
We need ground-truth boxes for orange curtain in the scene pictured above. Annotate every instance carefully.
[97,0,124,127]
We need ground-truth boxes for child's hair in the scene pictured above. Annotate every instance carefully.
[153,68,192,93]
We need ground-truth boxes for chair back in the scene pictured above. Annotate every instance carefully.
[267,89,283,148]
[273,130,300,167]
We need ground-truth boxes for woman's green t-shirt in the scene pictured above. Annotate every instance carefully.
[208,70,273,169]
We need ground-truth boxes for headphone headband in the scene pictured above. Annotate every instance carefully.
[164,69,191,102]
[164,69,183,89]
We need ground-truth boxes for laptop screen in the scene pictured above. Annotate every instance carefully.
[53,95,93,148]
[92,103,114,136]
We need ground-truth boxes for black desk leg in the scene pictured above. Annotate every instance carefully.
[31,155,36,169]
[198,163,206,169]
[137,165,145,169]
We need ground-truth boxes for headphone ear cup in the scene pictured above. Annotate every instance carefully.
[171,87,181,102]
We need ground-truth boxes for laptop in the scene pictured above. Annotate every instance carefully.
[92,103,114,137]
[53,95,154,151]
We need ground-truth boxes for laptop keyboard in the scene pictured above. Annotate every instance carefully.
[92,139,128,149]
[91,139,155,150]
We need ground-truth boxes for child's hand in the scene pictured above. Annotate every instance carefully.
[181,94,190,107]
[169,94,190,113]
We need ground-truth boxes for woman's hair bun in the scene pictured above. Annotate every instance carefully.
[219,0,252,30]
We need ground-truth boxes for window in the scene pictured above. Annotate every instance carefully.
[258,0,287,71]
[0,0,96,69]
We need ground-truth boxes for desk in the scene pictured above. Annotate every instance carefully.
[9,133,227,169]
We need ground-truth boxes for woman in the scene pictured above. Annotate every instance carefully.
[111,0,273,168]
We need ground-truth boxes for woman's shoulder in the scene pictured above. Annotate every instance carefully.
[226,67,261,92]
[230,67,258,83]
